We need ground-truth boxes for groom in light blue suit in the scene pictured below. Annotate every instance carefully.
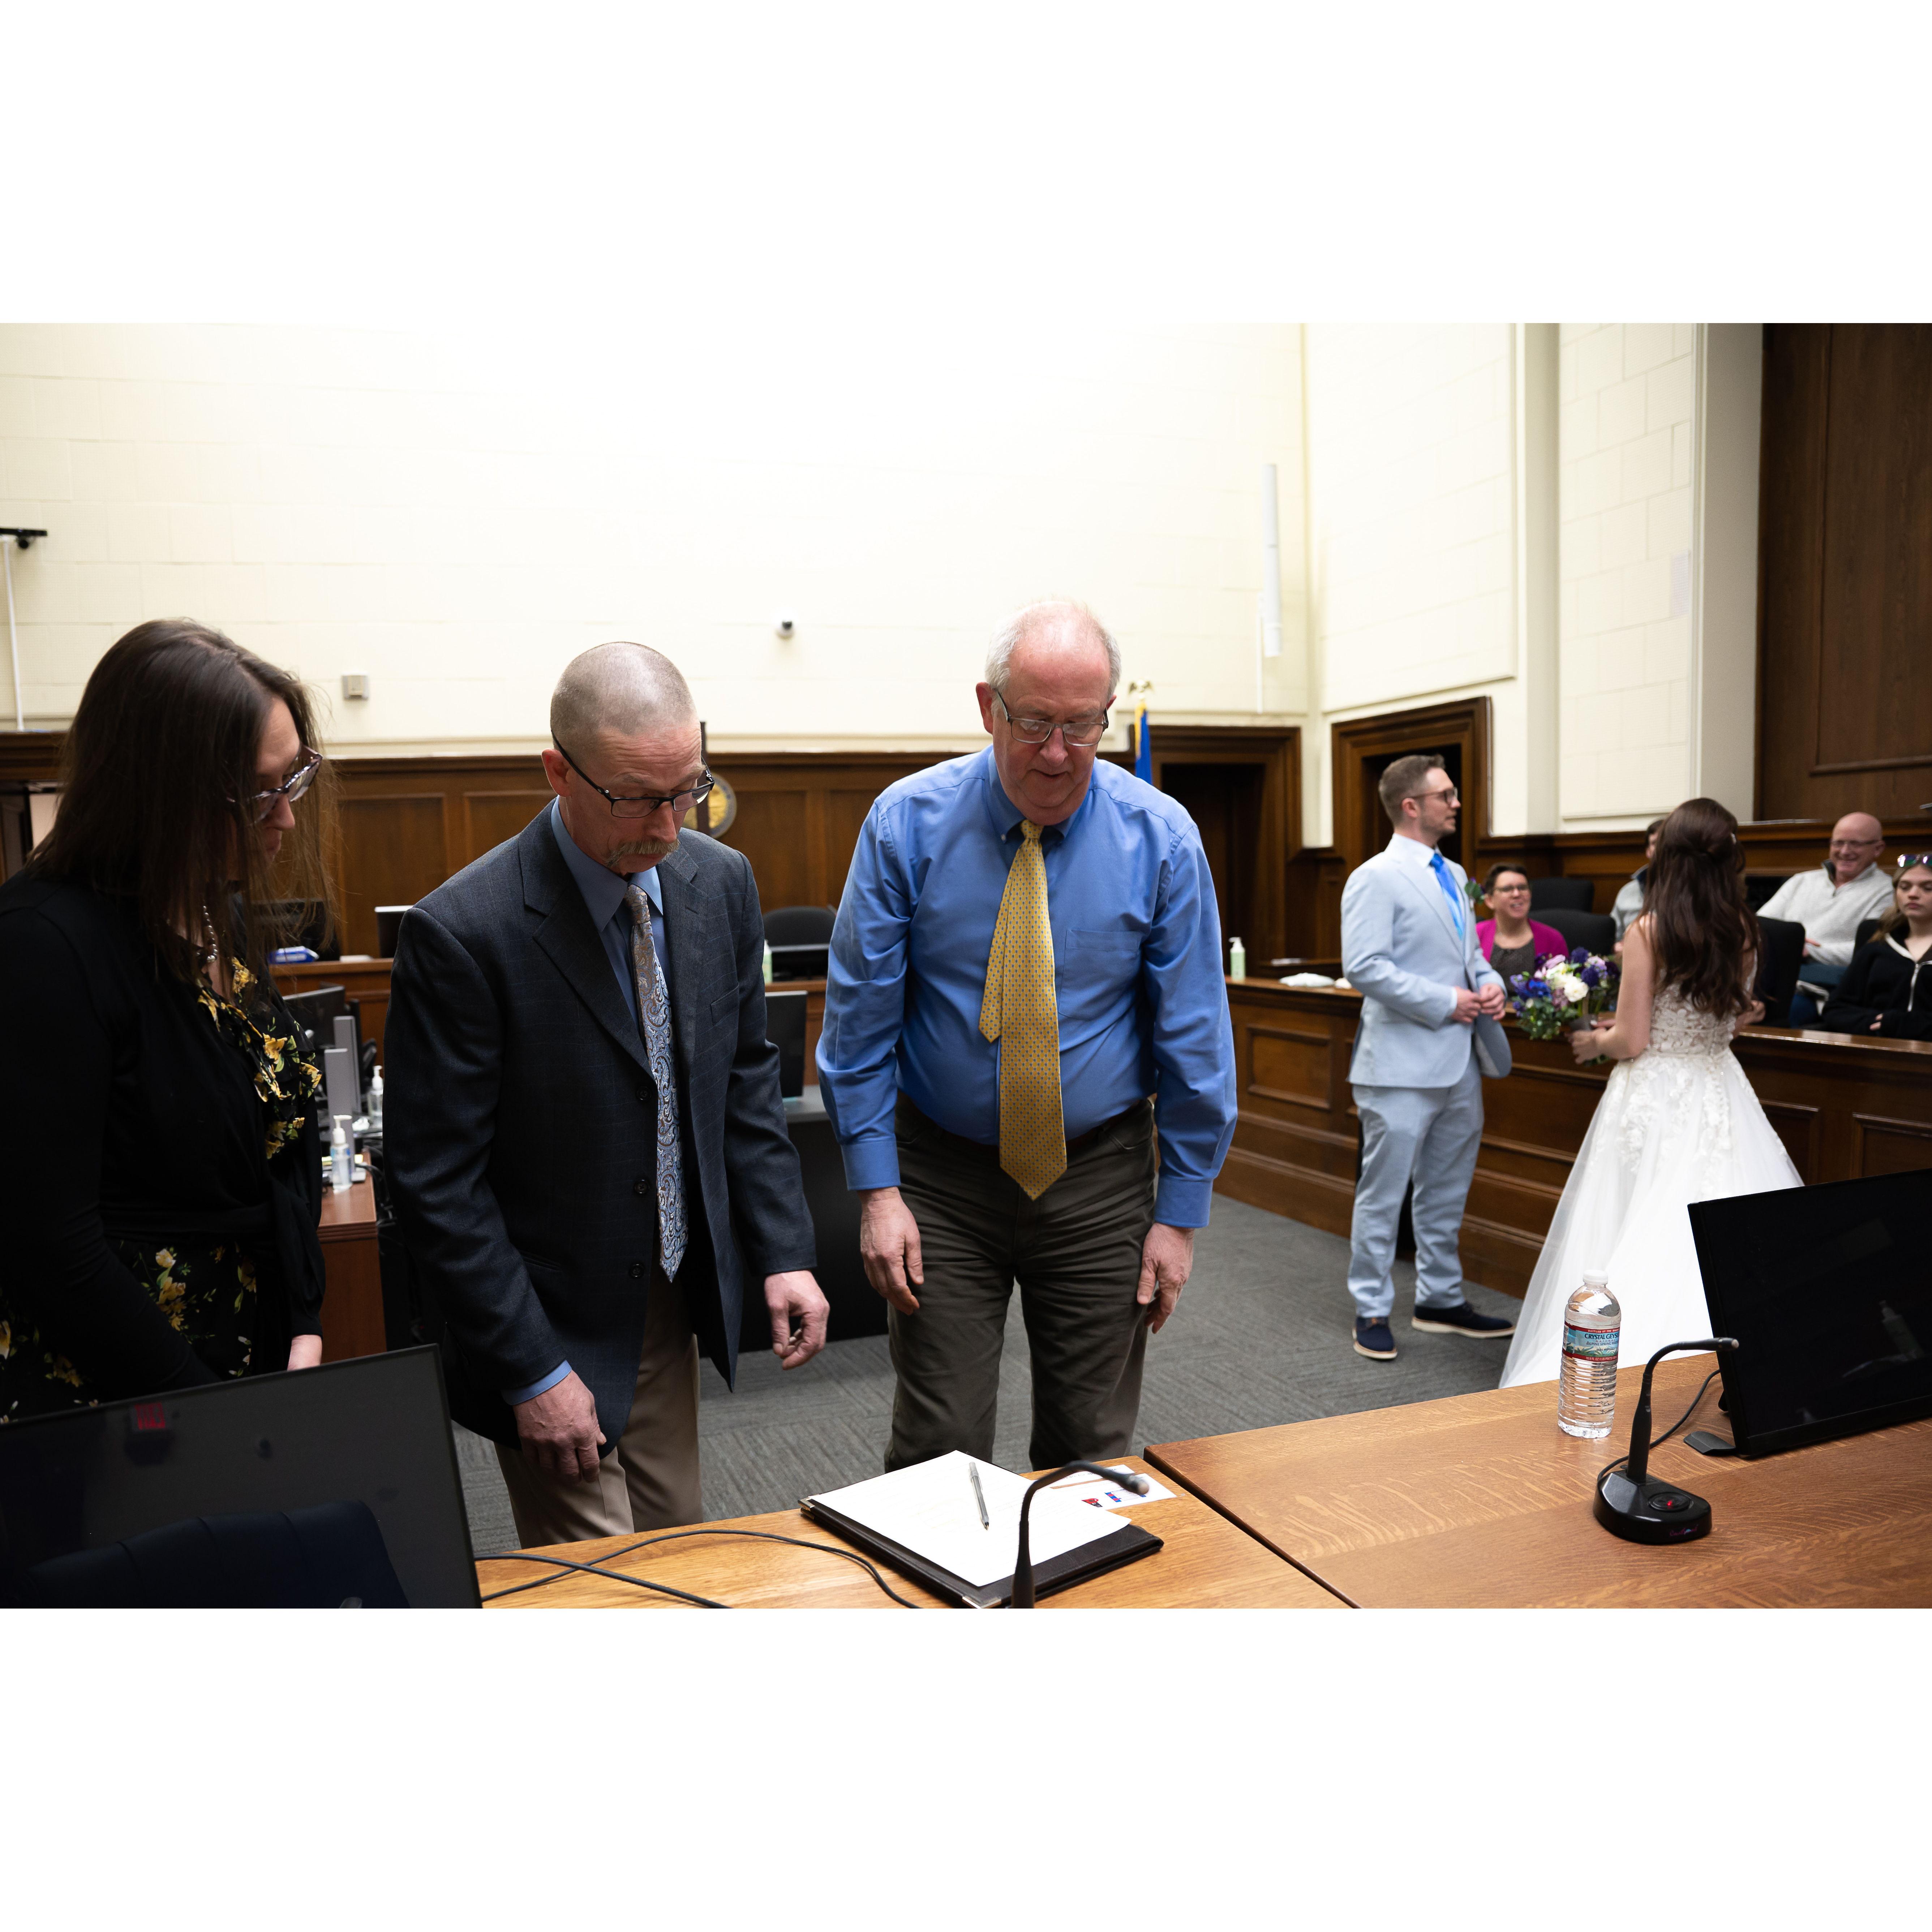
[1341,754,1517,1361]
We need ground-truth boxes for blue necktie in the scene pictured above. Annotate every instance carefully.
[1430,850,1466,937]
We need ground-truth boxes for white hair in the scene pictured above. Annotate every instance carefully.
[550,641,696,747]
[985,599,1122,696]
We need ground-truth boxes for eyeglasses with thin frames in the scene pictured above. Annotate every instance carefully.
[991,691,1111,748]
[1412,786,1460,807]
[553,738,715,821]
[245,747,321,823]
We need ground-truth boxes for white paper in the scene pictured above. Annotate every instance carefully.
[1046,1465,1176,1510]
[807,1452,1130,1590]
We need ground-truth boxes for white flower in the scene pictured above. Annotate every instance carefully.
[1559,977,1589,1006]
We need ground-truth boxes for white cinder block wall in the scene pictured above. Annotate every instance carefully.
[1557,323,1697,826]
[1,322,1753,837]
[0,323,1307,752]
[1301,323,1553,846]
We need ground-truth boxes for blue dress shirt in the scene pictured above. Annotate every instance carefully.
[816,748,1238,1227]
[502,801,670,1406]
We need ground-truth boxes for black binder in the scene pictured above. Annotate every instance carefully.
[801,1497,1162,1608]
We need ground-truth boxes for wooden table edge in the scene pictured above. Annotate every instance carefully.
[1143,1446,1362,1608]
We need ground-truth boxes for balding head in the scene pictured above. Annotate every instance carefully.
[985,600,1121,699]
[1829,811,1885,883]
[550,642,696,751]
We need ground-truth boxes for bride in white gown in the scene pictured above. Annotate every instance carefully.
[1500,799,1802,1388]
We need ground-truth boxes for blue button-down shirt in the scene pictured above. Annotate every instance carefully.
[816,748,1237,1227]
[502,801,670,1405]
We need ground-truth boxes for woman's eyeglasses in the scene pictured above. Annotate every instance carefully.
[246,747,321,822]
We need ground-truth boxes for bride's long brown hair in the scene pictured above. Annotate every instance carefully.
[1644,798,1758,1016]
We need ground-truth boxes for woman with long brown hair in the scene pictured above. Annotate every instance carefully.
[0,619,338,1422]
[1500,798,1801,1387]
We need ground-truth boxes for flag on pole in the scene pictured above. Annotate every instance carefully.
[1130,695,1152,783]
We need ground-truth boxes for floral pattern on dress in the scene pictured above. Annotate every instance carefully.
[0,960,319,1423]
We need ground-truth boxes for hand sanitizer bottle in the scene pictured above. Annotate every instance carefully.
[368,1065,384,1130]
[1228,936,1246,980]
[330,1118,353,1193]
[762,941,774,986]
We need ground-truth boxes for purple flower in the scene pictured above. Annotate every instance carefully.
[1569,946,1590,966]
[1581,961,1603,987]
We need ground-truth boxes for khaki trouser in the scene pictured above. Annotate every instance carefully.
[495,1267,701,1547]
[885,1095,1159,1473]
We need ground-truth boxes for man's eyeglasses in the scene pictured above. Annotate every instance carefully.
[991,691,1111,748]
[1829,837,1882,851]
[245,747,321,823]
[1413,786,1460,807]
[553,739,715,821]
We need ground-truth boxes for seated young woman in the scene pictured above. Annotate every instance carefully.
[1475,863,1569,993]
[1817,857,1932,1039]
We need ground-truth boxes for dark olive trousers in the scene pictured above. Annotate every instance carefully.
[885,1095,1158,1473]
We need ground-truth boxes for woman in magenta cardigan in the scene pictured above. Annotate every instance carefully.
[1476,863,1568,998]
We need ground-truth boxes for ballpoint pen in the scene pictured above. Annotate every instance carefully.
[968,1462,990,1529]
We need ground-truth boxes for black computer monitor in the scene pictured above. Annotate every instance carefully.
[0,1349,479,1607]
[282,984,348,1055]
[766,988,808,1098]
[1690,1168,1932,1457]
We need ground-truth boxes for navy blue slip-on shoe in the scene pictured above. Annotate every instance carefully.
[1353,1317,1398,1360]
[1411,1301,1516,1337]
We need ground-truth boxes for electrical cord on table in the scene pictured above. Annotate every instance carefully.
[479,1527,920,1607]
[1601,1366,1725,1478]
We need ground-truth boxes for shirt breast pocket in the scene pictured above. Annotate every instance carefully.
[1070,928,1145,971]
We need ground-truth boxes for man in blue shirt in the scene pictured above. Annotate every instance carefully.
[817,601,1237,1471]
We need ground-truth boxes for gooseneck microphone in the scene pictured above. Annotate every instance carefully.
[1010,1461,1150,1607]
[1593,1338,1739,1544]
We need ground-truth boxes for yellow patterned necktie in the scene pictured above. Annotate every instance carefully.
[978,819,1066,1198]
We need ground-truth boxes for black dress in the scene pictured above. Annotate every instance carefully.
[1816,934,1932,1040]
[0,874,326,1424]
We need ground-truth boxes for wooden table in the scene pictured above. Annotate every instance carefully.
[1148,1356,1932,1608]
[477,1456,1344,1609]
[318,1179,386,1362]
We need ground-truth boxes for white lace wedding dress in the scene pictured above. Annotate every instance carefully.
[1499,987,1802,1387]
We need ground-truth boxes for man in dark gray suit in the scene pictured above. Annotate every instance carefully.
[385,643,827,1547]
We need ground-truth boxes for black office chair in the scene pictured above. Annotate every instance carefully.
[1536,906,1617,956]
[1753,915,1806,1027]
[1527,877,1595,913]
[763,905,837,980]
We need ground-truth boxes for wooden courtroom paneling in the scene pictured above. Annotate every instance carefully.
[462,789,551,859]
[336,793,450,957]
[1220,979,1932,1296]
[1758,324,1932,824]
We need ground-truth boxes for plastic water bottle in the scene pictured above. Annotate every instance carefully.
[1558,1272,1620,1438]
[1228,936,1246,980]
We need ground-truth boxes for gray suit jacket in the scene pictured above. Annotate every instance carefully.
[1341,835,1512,1089]
[383,811,815,1450]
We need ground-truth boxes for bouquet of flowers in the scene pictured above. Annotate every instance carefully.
[1508,947,1618,1040]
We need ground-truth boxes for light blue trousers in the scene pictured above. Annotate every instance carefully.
[1347,1057,1485,1321]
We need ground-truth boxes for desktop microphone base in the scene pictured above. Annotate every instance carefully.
[1593,1467,1714,1544]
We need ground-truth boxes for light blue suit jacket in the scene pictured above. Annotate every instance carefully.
[1341,835,1512,1088]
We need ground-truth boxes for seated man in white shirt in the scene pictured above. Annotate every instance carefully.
[1757,812,1894,1022]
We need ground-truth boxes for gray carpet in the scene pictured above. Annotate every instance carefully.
[452,1197,1523,1556]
